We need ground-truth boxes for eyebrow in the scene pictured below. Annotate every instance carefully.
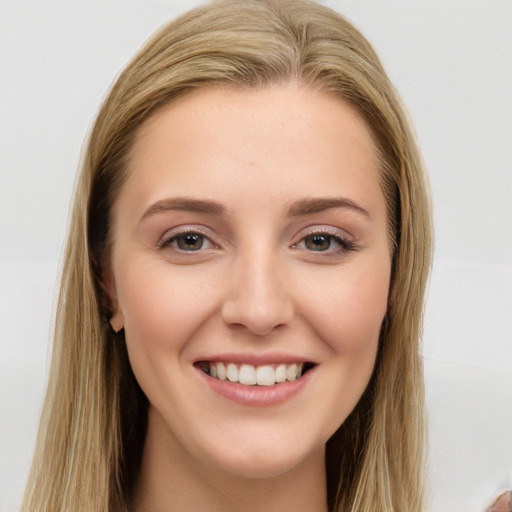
[140,197,225,223]
[139,195,370,223]
[287,197,371,219]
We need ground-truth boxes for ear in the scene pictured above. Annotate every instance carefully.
[101,260,125,333]
[109,300,125,333]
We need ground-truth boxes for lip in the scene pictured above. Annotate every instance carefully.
[194,356,317,407]
[193,352,314,366]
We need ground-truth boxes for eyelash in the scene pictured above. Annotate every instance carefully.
[158,227,357,255]
[158,228,216,252]
[292,229,358,255]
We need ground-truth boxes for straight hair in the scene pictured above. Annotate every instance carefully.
[22,1,433,511]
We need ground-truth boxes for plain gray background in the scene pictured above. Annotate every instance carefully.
[1,1,511,511]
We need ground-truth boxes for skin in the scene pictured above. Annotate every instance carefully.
[107,83,391,512]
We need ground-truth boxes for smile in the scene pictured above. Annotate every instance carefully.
[195,361,314,386]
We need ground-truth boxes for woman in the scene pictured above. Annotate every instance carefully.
[21,1,433,511]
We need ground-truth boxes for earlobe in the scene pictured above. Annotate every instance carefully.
[101,260,124,333]
[106,276,125,333]
[110,310,125,333]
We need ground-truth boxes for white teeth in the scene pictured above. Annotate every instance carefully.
[217,362,226,380]
[206,361,307,386]
[275,364,287,383]
[226,363,239,382]
[239,364,257,385]
[286,363,298,382]
[256,365,275,386]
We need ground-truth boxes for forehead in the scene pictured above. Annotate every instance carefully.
[116,83,384,223]
[133,83,377,162]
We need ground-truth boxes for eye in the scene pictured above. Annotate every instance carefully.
[174,233,207,251]
[158,229,215,252]
[303,234,337,252]
[292,227,357,255]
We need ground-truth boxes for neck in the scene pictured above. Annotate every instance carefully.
[130,408,328,512]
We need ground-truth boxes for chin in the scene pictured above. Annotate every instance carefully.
[194,432,326,481]
[213,448,320,480]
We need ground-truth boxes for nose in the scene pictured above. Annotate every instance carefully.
[220,248,294,337]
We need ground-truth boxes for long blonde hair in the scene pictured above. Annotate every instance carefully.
[21,1,433,511]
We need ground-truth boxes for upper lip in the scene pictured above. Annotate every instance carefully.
[193,352,316,366]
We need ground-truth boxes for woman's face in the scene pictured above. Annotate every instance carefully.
[108,83,391,479]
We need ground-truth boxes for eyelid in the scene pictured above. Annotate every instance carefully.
[292,225,353,244]
[291,224,358,254]
[157,224,219,249]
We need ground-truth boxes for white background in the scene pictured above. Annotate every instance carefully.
[0,1,511,511]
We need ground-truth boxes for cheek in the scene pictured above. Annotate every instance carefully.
[304,261,390,429]
[115,262,218,369]
[299,258,390,354]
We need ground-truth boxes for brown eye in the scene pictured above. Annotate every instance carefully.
[175,233,205,251]
[158,227,216,254]
[304,234,332,251]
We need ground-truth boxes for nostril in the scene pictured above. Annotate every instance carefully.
[221,304,293,337]
[220,266,294,336]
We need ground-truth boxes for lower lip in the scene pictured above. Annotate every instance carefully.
[195,366,315,406]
